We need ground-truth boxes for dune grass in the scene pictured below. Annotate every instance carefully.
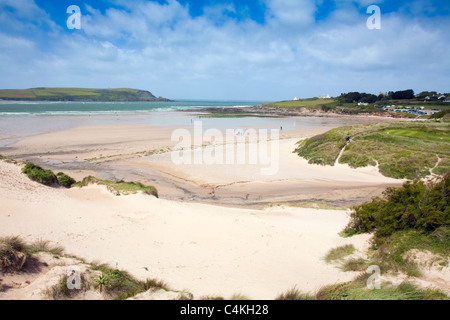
[324,245,356,263]
[0,236,64,274]
[1,236,188,300]
[90,264,171,300]
[269,200,346,210]
[276,273,448,300]
[74,176,158,197]
[276,286,315,300]
[0,236,28,273]
[367,229,449,277]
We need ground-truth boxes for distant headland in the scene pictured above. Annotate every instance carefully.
[0,88,172,102]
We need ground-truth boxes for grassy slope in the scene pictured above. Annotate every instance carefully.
[0,88,169,101]
[294,121,450,179]
[262,98,337,108]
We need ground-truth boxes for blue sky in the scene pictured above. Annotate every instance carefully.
[0,0,449,100]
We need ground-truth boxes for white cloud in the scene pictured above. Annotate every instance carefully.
[0,0,448,99]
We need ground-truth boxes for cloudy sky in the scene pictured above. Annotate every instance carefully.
[0,0,449,100]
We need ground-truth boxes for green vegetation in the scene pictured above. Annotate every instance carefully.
[27,239,64,256]
[22,162,77,188]
[294,121,450,179]
[47,274,90,300]
[260,97,387,115]
[276,274,448,300]
[341,257,368,272]
[22,162,58,186]
[0,88,170,102]
[308,174,450,300]
[1,236,63,274]
[340,174,449,278]
[430,109,450,119]
[260,90,450,117]
[90,264,171,300]
[324,245,355,263]
[269,200,346,210]
[74,176,158,198]
[366,229,449,277]
[276,286,315,300]
[0,236,29,273]
[57,172,76,188]
[18,161,158,197]
[262,98,338,110]
[2,236,192,300]
[344,174,449,245]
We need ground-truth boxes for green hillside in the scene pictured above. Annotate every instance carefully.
[294,121,450,179]
[0,88,171,102]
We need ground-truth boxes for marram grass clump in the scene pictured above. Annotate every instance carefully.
[74,176,158,198]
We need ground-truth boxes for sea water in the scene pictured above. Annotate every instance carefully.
[0,100,389,149]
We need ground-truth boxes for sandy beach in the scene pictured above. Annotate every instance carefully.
[0,113,403,207]
[0,112,412,299]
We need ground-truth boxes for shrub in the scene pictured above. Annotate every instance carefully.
[22,162,57,186]
[57,172,76,188]
[344,174,450,245]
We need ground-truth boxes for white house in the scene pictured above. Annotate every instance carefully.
[293,97,300,101]
[319,94,331,99]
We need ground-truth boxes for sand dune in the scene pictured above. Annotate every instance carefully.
[0,116,417,299]
[0,160,372,299]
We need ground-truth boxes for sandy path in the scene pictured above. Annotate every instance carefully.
[0,160,371,299]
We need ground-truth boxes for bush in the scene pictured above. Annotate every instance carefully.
[344,174,450,245]
[57,172,76,188]
[22,162,57,186]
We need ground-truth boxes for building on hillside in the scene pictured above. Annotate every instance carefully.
[293,97,300,101]
[319,94,331,99]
